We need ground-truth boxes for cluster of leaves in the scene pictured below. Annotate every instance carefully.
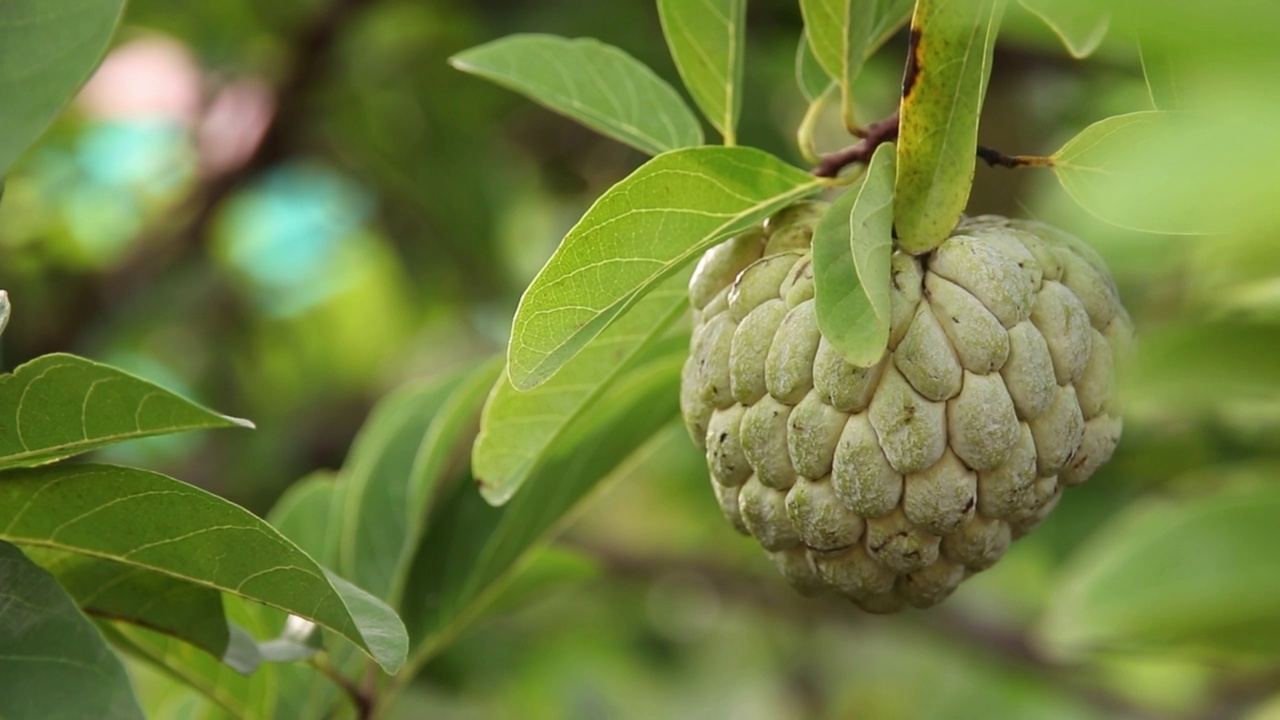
[6,0,1280,717]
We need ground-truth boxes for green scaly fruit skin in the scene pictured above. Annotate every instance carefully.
[680,204,1133,613]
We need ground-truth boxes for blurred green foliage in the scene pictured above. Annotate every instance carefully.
[3,0,1280,717]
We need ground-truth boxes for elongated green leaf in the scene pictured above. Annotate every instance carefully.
[449,34,702,156]
[0,353,252,471]
[1043,481,1280,658]
[894,0,1005,253]
[814,143,895,367]
[657,0,745,144]
[1051,111,1203,235]
[0,0,125,175]
[1017,0,1108,58]
[342,359,501,605]
[21,548,257,673]
[402,352,683,667]
[801,0,914,124]
[0,464,406,673]
[474,269,688,505]
[795,34,834,103]
[508,146,825,390]
[0,541,144,720]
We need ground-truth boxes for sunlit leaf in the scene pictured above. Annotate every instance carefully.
[401,352,683,668]
[0,541,144,720]
[22,548,255,672]
[814,142,895,366]
[508,146,824,390]
[1043,480,1280,659]
[450,34,703,155]
[0,353,253,471]
[1017,0,1108,58]
[474,270,687,505]
[342,359,501,604]
[657,0,745,144]
[0,464,406,673]
[0,0,125,174]
[800,0,914,128]
[795,34,833,103]
[894,0,1005,253]
[1051,111,1205,235]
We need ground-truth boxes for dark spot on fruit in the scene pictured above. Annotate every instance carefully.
[963,496,975,512]
[719,432,729,443]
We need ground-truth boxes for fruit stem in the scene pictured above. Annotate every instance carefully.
[976,146,1054,168]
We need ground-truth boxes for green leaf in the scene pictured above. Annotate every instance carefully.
[1121,322,1280,416]
[22,548,255,673]
[813,143,895,367]
[449,33,703,156]
[800,0,914,125]
[1017,0,1108,58]
[474,270,688,505]
[342,359,501,605]
[507,146,825,391]
[894,0,1005,253]
[1051,111,1204,235]
[401,351,683,667]
[0,541,144,720]
[1042,481,1280,659]
[795,34,834,103]
[267,470,346,568]
[0,353,253,471]
[0,464,407,673]
[656,0,746,144]
[0,0,125,175]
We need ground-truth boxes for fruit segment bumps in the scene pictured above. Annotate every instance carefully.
[680,205,1132,613]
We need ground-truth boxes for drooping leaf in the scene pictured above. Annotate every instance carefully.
[21,548,256,673]
[342,359,501,605]
[474,270,688,505]
[401,352,683,668]
[0,353,253,471]
[813,142,895,366]
[1051,111,1204,235]
[800,0,914,125]
[0,464,406,673]
[1042,480,1280,659]
[0,541,144,720]
[657,0,746,143]
[1017,0,1109,58]
[449,34,703,155]
[795,34,834,103]
[0,0,125,175]
[507,146,825,391]
[894,0,1005,253]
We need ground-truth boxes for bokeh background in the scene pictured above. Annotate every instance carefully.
[3,1,1279,718]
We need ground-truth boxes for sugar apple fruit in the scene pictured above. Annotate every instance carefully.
[680,204,1132,613]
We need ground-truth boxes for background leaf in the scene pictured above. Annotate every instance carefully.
[1017,0,1109,58]
[813,142,895,366]
[1051,111,1204,235]
[656,0,746,144]
[894,0,1005,253]
[800,0,914,126]
[1042,480,1280,659]
[449,33,703,156]
[1139,42,1184,111]
[341,359,500,605]
[795,35,834,103]
[473,271,688,505]
[0,540,144,720]
[401,351,683,669]
[0,464,406,673]
[0,0,125,175]
[507,146,823,391]
[0,353,253,470]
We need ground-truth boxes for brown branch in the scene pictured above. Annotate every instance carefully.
[811,111,900,178]
[310,655,375,720]
[976,145,1054,169]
